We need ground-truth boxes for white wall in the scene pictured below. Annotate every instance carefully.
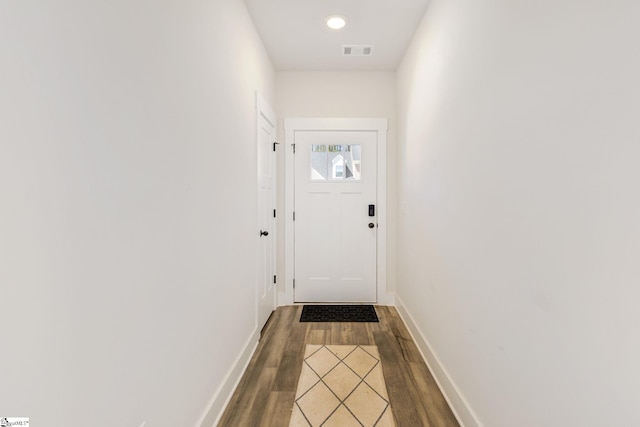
[275,71,397,301]
[396,0,640,426]
[0,1,274,426]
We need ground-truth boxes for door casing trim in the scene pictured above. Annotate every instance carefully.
[282,118,392,306]
[256,92,277,331]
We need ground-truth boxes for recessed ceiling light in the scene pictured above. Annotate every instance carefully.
[325,14,348,30]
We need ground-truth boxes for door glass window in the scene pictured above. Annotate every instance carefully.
[311,144,328,180]
[311,144,361,181]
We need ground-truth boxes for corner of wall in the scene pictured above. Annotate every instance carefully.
[395,295,482,427]
[195,328,260,427]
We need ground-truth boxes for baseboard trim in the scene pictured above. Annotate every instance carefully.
[195,328,260,427]
[395,296,483,427]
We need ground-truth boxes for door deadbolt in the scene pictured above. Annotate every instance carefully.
[368,223,375,229]
[260,230,269,237]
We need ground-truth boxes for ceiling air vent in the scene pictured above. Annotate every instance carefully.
[342,45,374,57]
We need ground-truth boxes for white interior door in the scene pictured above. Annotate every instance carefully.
[256,95,276,330]
[294,130,377,302]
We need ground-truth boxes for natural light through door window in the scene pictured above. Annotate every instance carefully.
[310,144,361,181]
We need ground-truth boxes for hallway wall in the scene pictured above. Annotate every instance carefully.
[275,71,397,301]
[396,0,640,426]
[0,1,274,426]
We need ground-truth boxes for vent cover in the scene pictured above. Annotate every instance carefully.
[342,45,374,56]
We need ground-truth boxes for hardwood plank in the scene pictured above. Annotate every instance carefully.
[375,330,434,426]
[218,367,277,426]
[352,321,374,344]
[272,309,307,392]
[381,306,424,363]
[259,391,296,427]
[262,308,293,369]
[410,362,459,427]
[339,322,354,343]
[306,328,326,345]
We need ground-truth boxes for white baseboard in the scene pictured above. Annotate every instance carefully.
[195,328,260,427]
[395,296,483,427]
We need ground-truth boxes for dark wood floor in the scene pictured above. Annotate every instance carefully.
[218,305,459,427]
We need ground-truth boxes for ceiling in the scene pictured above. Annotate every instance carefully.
[243,0,431,71]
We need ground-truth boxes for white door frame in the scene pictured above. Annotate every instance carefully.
[256,92,277,330]
[282,118,393,305]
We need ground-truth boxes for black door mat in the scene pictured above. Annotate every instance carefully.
[300,305,379,322]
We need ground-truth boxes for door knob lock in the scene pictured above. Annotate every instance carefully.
[368,223,375,229]
[260,230,269,237]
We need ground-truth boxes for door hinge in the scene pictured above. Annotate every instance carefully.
[273,209,276,218]
[273,141,279,152]
[293,278,295,289]
[293,211,295,221]
[291,143,296,154]
[273,275,277,284]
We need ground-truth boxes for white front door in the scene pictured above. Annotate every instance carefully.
[294,130,378,302]
[256,95,276,330]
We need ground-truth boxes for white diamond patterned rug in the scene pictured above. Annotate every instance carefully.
[290,345,395,427]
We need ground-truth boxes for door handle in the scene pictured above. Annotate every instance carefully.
[260,230,269,237]
[368,223,375,229]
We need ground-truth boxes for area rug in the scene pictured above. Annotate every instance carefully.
[299,305,379,322]
[289,345,395,426]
